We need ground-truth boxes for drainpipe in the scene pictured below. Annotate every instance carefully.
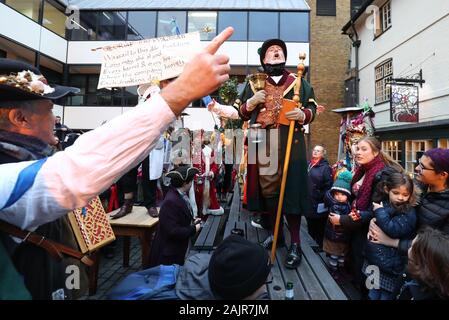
[345,22,361,106]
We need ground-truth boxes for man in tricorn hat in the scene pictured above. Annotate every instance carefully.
[238,38,318,268]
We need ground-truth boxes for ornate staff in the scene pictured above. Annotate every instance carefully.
[270,53,306,263]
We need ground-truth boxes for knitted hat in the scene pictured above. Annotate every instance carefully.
[331,170,353,197]
[208,235,271,300]
[166,165,199,188]
[424,148,449,173]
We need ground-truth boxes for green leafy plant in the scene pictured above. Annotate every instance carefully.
[218,77,239,105]
[217,77,243,129]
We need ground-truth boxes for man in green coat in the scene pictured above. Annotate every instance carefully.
[238,39,317,268]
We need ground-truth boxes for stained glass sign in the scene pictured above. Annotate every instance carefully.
[390,84,419,123]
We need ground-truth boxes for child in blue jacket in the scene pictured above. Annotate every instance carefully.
[364,172,417,300]
[323,170,353,273]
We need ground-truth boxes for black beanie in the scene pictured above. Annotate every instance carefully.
[208,235,271,300]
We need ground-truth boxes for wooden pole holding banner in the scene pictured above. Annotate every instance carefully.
[270,53,307,263]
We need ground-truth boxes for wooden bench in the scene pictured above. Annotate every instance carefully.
[221,184,347,300]
[234,212,347,300]
[188,182,347,300]
[192,192,233,251]
[192,215,223,250]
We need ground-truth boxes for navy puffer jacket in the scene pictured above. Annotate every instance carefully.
[324,190,351,242]
[365,202,417,276]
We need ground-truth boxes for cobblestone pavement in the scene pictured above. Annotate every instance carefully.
[79,237,142,300]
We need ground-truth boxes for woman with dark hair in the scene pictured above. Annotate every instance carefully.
[329,136,402,291]
[397,227,449,299]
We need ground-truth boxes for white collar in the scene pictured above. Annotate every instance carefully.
[270,75,282,84]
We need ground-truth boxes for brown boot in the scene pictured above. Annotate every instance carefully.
[111,199,133,219]
[147,206,159,218]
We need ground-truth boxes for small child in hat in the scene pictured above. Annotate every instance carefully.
[323,170,353,274]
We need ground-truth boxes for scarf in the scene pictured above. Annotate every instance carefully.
[263,63,286,76]
[308,157,321,172]
[351,154,386,211]
[0,129,54,162]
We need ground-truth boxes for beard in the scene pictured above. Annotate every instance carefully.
[263,63,285,76]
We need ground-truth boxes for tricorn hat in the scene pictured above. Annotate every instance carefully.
[0,58,79,102]
[166,165,199,187]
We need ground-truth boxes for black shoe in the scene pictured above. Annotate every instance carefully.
[260,235,286,250]
[285,243,302,269]
[147,206,159,218]
[110,199,133,219]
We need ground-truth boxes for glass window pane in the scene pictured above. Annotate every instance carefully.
[68,75,85,106]
[87,75,99,93]
[68,75,86,94]
[5,0,41,22]
[98,11,127,40]
[280,12,309,42]
[188,11,217,41]
[157,11,186,37]
[317,0,337,16]
[39,54,63,85]
[0,36,36,64]
[43,1,66,38]
[218,11,247,41]
[124,86,138,106]
[69,11,97,40]
[249,12,278,41]
[127,11,156,40]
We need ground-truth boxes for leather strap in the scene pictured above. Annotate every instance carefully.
[0,220,93,267]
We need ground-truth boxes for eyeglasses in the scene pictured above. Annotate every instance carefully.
[417,161,435,171]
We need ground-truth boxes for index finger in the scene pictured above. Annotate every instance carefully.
[204,27,234,54]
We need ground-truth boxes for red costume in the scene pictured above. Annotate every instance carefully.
[193,144,224,217]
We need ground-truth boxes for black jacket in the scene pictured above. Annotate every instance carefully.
[399,189,449,254]
[305,158,332,218]
[149,187,196,267]
[365,203,417,276]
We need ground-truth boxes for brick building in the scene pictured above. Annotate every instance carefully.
[305,0,364,163]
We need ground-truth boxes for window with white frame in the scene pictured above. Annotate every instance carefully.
[382,140,402,166]
[381,2,392,31]
[375,59,393,104]
[405,140,433,173]
[373,1,391,37]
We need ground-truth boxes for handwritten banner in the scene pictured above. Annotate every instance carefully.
[97,32,200,89]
